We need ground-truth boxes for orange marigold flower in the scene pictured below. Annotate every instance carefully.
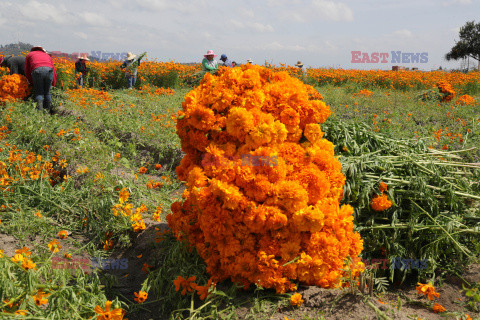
[94,300,126,320]
[290,293,304,306]
[142,263,153,274]
[432,302,446,313]
[139,166,147,174]
[22,259,36,270]
[134,291,148,303]
[32,291,49,306]
[195,279,216,300]
[173,275,197,295]
[104,240,114,250]
[48,239,61,253]
[58,230,68,239]
[379,182,388,193]
[155,164,162,170]
[15,247,32,256]
[14,310,28,316]
[34,211,42,218]
[118,188,130,204]
[416,282,440,301]
[370,194,393,211]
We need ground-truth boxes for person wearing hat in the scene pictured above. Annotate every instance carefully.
[202,50,218,73]
[75,55,90,88]
[219,54,233,68]
[0,54,26,76]
[246,59,253,64]
[120,52,145,89]
[295,61,306,74]
[24,46,57,112]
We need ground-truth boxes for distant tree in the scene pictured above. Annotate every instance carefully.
[445,21,480,63]
[0,42,34,56]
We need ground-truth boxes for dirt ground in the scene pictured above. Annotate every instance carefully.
[99,220,480,320]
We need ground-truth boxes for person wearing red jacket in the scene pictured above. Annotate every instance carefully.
[24,46,57,112]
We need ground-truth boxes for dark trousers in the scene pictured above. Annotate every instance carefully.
[32,67,54,110]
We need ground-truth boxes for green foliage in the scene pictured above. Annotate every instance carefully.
[416,88,443,101]
[323,116,480,284]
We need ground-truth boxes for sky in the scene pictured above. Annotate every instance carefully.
[1,0,480,70]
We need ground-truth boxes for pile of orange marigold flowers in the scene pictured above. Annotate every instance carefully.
[0,74,31,105]
[353,89,372,97]
[455,94,475,106]
[167,64,364,293]
[435,81,455,102]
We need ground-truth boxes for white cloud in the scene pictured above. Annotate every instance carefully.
[311,0,354,21]
[22,1,73,25]
[251,22,274,33]
[229,19,274,33]
[393,29,412,38]
[442,0,472,5]
[79,12,111,27]
[74,32,88,40]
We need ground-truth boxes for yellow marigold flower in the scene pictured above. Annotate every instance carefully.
[14,310,28,316]
[48,239,61,253]
[11,254,25,263]
[290,293,304,306]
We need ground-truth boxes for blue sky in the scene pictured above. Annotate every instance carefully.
[2,0,479,70]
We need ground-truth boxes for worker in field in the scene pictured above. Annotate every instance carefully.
[75,55,90,87]
[219,54,233,68]
[121,52,146,89]
[202,50,218,73]
[0,54,26,76]
[295,60,306,75]
[24,46,57,113]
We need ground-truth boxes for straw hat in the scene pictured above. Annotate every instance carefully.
[295,61,303,67]
[126,52,137,60]
[246,58,253,64]
[78,55,90,61]
[30,46,46,53]
[204,50,217,58]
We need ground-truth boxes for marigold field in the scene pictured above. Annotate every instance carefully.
[0,60,479,320]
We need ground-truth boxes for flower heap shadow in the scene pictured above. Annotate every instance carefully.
[167,65,364,293]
